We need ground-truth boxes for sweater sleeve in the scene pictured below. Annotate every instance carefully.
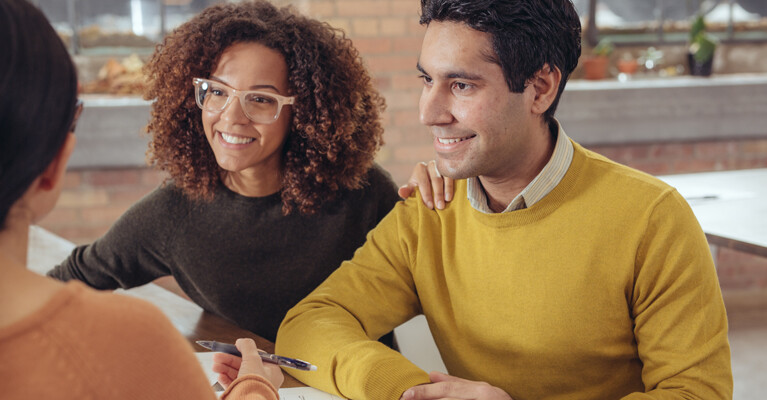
[623,189,733,399]
[221,375,279,400]
[46,186,178,289]
[276,198,430,400]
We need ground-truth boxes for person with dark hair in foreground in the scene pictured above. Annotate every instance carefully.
[47,0,446,344]
[275,0,733,398]
[0,0,280,398]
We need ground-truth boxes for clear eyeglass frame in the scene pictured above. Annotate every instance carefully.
[192,77,295,124]
[70,99,84,133]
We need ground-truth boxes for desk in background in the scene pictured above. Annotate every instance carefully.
[26,226,304,388]
[658,168,767,258]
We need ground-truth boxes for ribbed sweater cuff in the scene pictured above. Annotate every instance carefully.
[359,357,431,399]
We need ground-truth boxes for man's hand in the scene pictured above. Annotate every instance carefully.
[399,160,454,210]
[400,371,512,400]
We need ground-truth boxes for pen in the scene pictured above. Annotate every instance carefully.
[195,340,318,371]
[684,195,719,201]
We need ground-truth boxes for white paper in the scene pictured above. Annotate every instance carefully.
[278,386,344,399]
[195,352,220,388]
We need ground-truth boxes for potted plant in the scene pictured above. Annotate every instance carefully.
[616,52,639,76]
[688,14,717,76]
[583,38,614,80]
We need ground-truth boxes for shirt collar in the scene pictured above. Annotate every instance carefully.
[467,120,574,213]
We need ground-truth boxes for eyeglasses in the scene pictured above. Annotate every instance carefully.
[192,78,294,124]
[69,99,83,133]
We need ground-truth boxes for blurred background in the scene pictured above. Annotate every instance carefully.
[33,0,767,282]
[29,0,767,398]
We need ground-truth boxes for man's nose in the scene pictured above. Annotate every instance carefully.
[419,86,453,126]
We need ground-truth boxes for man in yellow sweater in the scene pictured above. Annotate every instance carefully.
[276,0,733,399]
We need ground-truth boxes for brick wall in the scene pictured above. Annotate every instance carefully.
[36,0,767,287]
[290,0,434,181]
[718,247,767,291]
[43,168,167,244]
[586,139,767,176]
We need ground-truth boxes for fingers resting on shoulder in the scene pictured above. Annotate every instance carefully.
[399,160,455,210]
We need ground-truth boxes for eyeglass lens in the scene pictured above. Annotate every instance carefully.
[196,80,280,123]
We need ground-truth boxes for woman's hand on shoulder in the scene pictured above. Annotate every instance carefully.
[212,338,284,390]
[399,160,454,210]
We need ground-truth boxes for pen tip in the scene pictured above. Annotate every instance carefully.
[310,365,318,371]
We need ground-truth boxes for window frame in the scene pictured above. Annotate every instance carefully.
[584,0,767,47]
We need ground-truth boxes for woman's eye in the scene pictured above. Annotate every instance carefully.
[247,94,275,104]
[210,88,226,96]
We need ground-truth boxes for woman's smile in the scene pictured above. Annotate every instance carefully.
[218,130,256,145]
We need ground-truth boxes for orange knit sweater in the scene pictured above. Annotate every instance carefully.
[0,281,278,400]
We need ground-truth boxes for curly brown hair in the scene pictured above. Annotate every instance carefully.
[143,0,386,215]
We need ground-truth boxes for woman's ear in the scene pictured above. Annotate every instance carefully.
[17,133,77,224]
[38,133,76,191]
[530,64,562,116]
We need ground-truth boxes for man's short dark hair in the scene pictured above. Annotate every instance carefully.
[420,0,581,124]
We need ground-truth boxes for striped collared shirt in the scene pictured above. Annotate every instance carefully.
[467,121,573,213]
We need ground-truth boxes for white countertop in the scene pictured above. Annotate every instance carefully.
[659,168,767,257]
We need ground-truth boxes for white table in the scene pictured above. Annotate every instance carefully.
[658,168,767,258]
[27,225,78,275]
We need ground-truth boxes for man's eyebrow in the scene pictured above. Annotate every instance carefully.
[446,70,482,80]
[415,62,482,81]
[416,62,427,75]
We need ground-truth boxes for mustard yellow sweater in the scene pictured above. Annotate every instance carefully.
[277,142,732,399]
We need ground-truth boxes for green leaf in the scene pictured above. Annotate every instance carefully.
[691,33,717,63]
[593,39,614,57]
[690,14,707,41]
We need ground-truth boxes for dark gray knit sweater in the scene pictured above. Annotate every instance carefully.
[48,165,400,341]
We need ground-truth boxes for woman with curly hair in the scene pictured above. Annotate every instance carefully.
[47,0,445,343]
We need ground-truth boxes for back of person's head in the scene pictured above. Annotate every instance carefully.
[420,0,581,124]
[0,0,78,227]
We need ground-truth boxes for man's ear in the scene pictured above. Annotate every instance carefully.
[529,64,562,116]
[38,133,76,191]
